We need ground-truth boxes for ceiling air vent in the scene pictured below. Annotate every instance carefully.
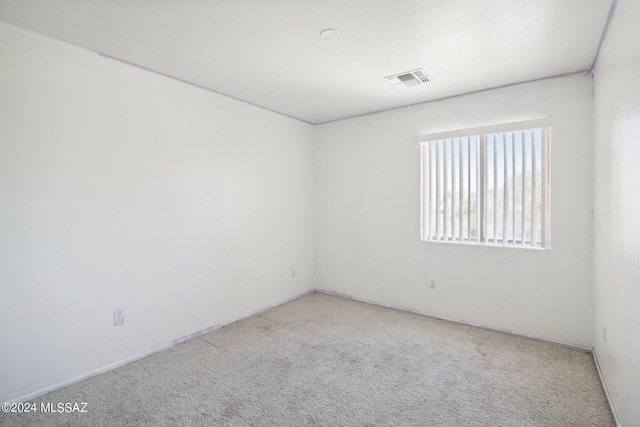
[385,68,430,89]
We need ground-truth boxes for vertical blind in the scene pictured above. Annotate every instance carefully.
[420,119,551,249]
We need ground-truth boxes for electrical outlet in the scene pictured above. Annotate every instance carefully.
[603,324,606,344]
[114,308,124,326]
[291,265,295,278]
[426,277,436,289]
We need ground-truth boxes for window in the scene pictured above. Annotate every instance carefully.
[420,118,551,249]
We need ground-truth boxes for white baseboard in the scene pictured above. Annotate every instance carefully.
[12,285,616,427]
[592,350,622,427]
[170,289,314,346]
[9,289,315,404]
[314,289,593,353]
[320,289,621,424]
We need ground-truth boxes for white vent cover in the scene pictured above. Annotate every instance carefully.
[385,68,430,89]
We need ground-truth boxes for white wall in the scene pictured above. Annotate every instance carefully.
[5,7,633,412]
[0,22,315,402]
[593,0,640,424]
[315,74,594,346]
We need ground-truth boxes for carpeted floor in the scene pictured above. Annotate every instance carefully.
[1,293,614,426]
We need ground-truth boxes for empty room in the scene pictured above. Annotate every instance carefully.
[0,0,638,425]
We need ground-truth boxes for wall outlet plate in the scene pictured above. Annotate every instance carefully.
[114,308,124,326]
[426,276,436,289]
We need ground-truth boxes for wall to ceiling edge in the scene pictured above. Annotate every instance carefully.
[0,22,315,402]
[315,73,594,348]
[592,0,640,424]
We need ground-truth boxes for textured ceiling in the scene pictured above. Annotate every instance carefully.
[0,0,613,124]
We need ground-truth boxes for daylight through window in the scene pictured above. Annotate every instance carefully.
[420,118,551,249]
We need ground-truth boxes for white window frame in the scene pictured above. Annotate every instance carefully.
[419,117,552,249]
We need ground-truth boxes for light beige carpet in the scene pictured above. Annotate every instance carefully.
[1,293,614,426]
